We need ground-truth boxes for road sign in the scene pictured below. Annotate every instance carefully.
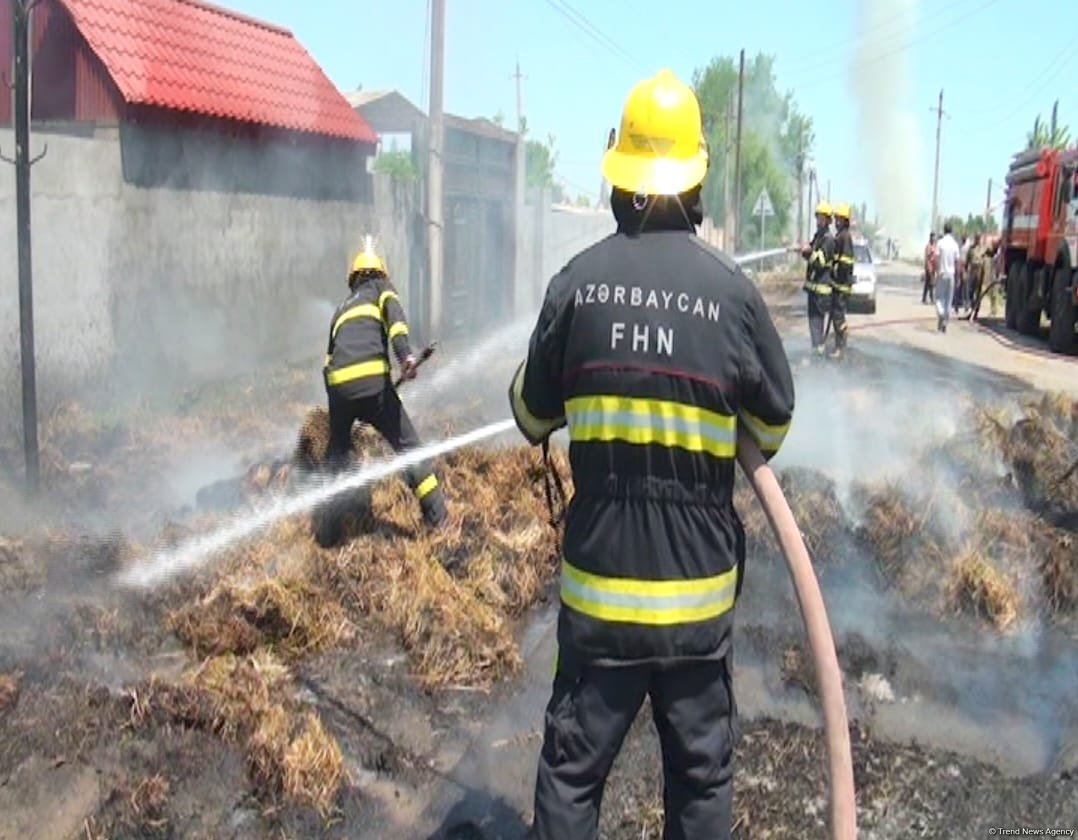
[753,188,774,217]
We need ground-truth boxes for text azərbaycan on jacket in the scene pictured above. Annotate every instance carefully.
[510,228,795,667]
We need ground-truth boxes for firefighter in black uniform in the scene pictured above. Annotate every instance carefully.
[508,69,795,840]
[801,200,835,356]
[322,240,447,530]
[830,203,855,359]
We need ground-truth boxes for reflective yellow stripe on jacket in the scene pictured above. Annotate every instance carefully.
[804,282,833,295]
[332,303,382,338]
[565,395,736,459]
[561,559,738,625]
[325,358,389,386]
[739,410,790,457]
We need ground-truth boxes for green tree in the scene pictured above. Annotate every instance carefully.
[1026,100,1071,150]
[693,53,812,249]
[372,150,418,180]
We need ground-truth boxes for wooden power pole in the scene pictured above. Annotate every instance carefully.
[723,97,734,250]
[733,48,745,251]
[929,88,947,234]
[426,0,446,338]
[512,60,527,311]
[5,0,45,495]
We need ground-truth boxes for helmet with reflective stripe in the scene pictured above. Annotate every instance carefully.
[833,202,851,221]
[601,69,709,196]
[350,235,387,276]
[814,200,832,217]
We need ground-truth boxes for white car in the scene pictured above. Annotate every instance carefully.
[850,242,877,314]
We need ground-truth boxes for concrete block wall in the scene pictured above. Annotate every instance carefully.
[0,125,386,434]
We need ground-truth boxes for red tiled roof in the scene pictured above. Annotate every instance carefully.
[57,0,378,144]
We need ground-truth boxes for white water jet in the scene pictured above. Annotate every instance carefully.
[408,319,533,413]
[118,418,517,589]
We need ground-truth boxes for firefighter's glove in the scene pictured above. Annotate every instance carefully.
[400,355,419,381]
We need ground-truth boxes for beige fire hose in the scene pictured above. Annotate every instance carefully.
[737,431,858,840]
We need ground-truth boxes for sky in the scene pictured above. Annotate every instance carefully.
[229,0,1076,241]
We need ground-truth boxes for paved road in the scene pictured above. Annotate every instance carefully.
[842,262,1077,397]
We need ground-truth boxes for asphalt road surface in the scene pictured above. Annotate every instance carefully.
[843,262,1077,397]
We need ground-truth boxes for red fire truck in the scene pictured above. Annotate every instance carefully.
[1001,146,1078,354]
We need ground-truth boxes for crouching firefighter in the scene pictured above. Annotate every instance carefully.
[508,68,796,840]
[322,240,447,530]
[801,201,835,355]
[829,202,855,359]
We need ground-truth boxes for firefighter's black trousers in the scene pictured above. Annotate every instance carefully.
[807,290,830,350]
[532,654,738,840]
[830,289,849,350]
[326,381,447,526]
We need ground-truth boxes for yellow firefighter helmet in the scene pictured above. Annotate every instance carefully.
[350,236,387,276]
[814,200,832,217]
[833,203,852,221]
[601,69,709,196]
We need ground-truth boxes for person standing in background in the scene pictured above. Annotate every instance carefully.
[965,234,986,319]
[922,232,938,304]
[956,234,971,313]
[935,223,960,333]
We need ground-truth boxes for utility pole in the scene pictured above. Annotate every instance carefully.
[426,0,446,338]
[734,48,745,251]
[826,179,831,203]
[512,60,527,313]
[795,145,805,250]
[984,177,992,225]
[723,97,734,249]
[929,88,947,234]
[5,0,44,495]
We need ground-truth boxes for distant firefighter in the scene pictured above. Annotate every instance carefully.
[321,237,447,533]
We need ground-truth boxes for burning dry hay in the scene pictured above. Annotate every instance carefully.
[1038,529,1077,614]
[946,551,1020,631]
[168,572,351,659]
[856,484,947,598]
[0,671,20,715]
[318,444,566,688]
[0,537,46,593]
[734,467,848,566]
[130,651,345,816]
[168,415,565,691]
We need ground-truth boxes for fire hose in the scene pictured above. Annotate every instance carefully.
[540,433,857,838]
[737,431,857,840]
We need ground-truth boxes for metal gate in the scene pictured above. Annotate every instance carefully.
[440,118,516,340]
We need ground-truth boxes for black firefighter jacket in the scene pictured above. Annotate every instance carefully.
[324,277,413,400]
[510,201,796,666]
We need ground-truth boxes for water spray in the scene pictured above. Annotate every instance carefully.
[117,418,516,589]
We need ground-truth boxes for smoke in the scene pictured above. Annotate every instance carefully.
[849,0,927,253]
[737,343,1077,774]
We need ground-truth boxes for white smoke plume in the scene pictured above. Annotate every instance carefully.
[849,0,927,253]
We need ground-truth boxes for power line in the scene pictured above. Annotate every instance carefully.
[960,35,1078,134]
[957,34,1078,122]
[797,0,999,90]
[541,0,643,73]
[781,0,973,75]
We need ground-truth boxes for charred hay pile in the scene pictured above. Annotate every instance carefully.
[1,386,1074,832]
[735,393,1076,633]
[0,403,566,825]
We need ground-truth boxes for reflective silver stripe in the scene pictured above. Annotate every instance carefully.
[739,411,788,450]
[561,569,735,611]
[567,408,736,445]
